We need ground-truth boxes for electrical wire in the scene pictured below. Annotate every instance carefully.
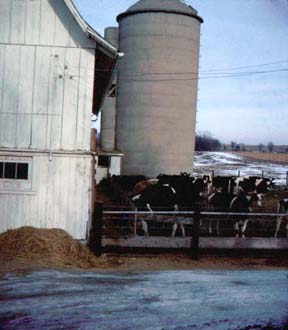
[114,68,288,82]
[88,59,288,75]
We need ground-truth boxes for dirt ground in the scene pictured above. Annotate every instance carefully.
[1,251,288,275]
[237,151,288,164]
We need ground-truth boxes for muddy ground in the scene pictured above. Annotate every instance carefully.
[1,253,288,276]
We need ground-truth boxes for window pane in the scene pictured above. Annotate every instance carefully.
[4,163,16,179]
[17,163,29,180]
[0,162,3,178]
[98,156,110,167]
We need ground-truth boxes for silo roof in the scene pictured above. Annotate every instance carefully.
[117,0,203,23]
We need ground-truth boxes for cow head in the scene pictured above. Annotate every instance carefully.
[247,193,262,207]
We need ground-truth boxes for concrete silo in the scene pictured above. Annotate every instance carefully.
[115,0,203,178]
[100,27,119,152]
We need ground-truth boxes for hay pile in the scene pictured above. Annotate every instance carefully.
[0,226,110,270]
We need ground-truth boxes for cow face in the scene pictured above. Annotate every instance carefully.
[247,193,262,207]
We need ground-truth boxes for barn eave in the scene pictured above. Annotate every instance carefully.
[64,0,118,58]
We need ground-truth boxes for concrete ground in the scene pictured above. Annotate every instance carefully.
[0,268,287,330]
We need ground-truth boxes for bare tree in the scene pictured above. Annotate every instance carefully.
[258,144,265,152]
[267,142,274,153]
[231,141,237,151]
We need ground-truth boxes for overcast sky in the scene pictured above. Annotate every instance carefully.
[74,0,288,145]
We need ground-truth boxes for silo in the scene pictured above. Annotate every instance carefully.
[116,0,203,177]
[100,27,119,151]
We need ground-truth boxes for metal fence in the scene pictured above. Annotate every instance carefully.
[102,209,286,238]
[207,170,288,187]
[88,203,288,257]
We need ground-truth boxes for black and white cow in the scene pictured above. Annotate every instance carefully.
[235,176,273,195]
[132,178,159,195]
[274,198,288,238]
[208,191,261,237]
[212,176,237,194]
[131,183,179,237]
[131,173,208,237]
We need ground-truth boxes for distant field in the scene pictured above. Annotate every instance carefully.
[237,152,288,164]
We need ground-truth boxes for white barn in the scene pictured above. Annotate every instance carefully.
[0,0,117,239]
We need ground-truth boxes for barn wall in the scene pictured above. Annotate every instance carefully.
[0,152,92,239]
[0,0,95,152]
[0,0,95,48]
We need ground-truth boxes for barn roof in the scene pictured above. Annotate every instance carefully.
[64,0,118,58]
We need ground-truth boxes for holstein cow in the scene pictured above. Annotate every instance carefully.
[131,173,208,237]
[132,179,159,195]
[212,176,237,194]
[274,198,288,238]
[208,191,261,237]
[235,176,273,195]
[157,173,209,236]
[130,183,179,237]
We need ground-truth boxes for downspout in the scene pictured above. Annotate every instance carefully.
[98,51,125,113]
[49,54,59,161]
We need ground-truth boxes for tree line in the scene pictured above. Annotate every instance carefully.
[195,133,277,152]
[195,133,221,151]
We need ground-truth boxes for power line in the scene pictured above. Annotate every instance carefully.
[74,67,288,81]
[117,68,288,82]
[90,60,288,75]
[200,60,288,73]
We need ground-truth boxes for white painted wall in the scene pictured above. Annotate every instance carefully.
[0,152,91,239]
[0,0,99,238]
[110,156,121,176]
[0,0,95,152]
[95,156,122,184]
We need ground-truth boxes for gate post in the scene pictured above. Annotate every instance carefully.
[191,204,201,260]
[89,202,103,256]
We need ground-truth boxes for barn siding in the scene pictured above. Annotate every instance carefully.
[0,0,95,151]
[0,44,95,151]
[0,0,95,48]
[0,0,113,239]
[0,153,91,239]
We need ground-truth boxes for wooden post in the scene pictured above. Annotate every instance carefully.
[89,202,103,256]
[191,205,201,260]
[238,170,240,177]
[286,171,288,187]
[134,207,137,236]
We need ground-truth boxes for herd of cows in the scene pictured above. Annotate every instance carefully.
[106,174,288,238]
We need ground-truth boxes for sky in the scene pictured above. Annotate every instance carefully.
[74,0,288,145]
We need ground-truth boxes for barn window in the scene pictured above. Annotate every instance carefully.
[0,162,29,180]
[98,156,110,167]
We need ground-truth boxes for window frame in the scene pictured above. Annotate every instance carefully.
[97,155,110,168]
[0,157,34,194]
[0,161,29,180]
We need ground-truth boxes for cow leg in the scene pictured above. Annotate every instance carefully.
[141,219,149,237]
[285,222,288,238]
[274,217,282,238]
[137,219,149,236]
[208,220,213,235]
[234,222,240,237]
[171,223,178,237]
[180,224,186,237]
[216,220,220,236]
[241,219,249,238]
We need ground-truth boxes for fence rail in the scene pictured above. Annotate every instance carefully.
[88,203,288,258]
[103,210,287,217]
[206,170,288,186]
